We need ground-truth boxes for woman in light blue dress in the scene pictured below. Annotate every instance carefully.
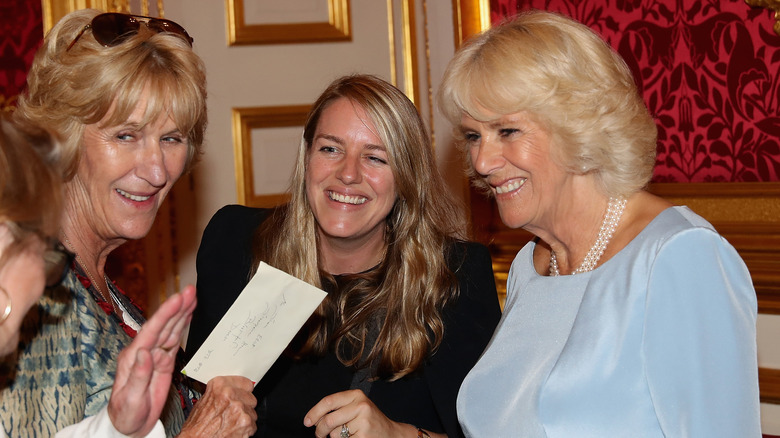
[438,10,761,438]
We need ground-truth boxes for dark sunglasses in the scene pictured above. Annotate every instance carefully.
[43,241,75,288]
[67,12,193,52]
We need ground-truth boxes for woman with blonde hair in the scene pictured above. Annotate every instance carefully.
[439,10,760,437]
[187,74,501,438]
[3,9,257,437]
[0,113,199,437]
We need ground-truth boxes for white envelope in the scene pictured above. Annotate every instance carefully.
[182,262,327,385]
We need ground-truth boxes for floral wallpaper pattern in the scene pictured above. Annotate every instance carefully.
[490,0,780,182]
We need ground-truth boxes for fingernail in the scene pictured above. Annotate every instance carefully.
[303,417,312,427]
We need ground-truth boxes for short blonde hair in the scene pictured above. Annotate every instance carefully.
[15,9,207,180]
[439,10,657,196]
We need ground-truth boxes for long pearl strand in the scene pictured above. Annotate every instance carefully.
[549,196,627,276]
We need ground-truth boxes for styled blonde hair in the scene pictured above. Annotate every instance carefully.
[0,114,62,264]
[439,10,657,197]
[253,75,466,380]
[15,8,207,180]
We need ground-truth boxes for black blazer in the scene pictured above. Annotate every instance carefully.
[187,204,501,438]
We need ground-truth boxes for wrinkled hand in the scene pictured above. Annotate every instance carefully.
[108,285,197,437]
[304,389,419,437]
[178,375,258,438]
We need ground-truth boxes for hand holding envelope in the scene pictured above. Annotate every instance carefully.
[182,262,327,385]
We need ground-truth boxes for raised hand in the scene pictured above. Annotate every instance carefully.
[108,285,197,437]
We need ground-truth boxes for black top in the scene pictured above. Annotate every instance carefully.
[187,205,501,437]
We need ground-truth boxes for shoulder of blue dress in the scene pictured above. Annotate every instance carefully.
[642,207,718,246]
[667,205,717,231]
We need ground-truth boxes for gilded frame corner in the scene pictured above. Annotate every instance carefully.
[232,105,310,207]
[226,0,351,46]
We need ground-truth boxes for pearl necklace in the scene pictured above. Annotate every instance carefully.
[549,196,627,276]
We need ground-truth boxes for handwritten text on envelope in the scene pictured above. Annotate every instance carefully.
[182,262,327,385]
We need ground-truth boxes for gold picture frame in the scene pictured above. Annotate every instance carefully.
[226,0,351,45]
[232,105,311,207]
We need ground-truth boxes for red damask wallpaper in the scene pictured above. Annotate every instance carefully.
[0,0,42,111]
[490,0,780,183]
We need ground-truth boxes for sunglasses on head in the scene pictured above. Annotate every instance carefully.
[67,12,193,52]
[43,240,75,288]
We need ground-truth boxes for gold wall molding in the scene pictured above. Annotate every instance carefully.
[451,0,490,49]
[386,0,421,108]
[226,0,351,45]
[232,105,310,207]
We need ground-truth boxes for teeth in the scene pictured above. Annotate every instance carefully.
[116,189,150,202]
[495,179,524,194]
[328,191,367,205]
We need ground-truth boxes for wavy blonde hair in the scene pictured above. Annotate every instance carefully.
[438,10,657,197]
[253,75,466,380]
[15,8,207,180]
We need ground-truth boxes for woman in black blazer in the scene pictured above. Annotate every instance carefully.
[187,75,501,438]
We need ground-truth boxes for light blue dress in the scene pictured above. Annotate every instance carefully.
[457,206,761,437]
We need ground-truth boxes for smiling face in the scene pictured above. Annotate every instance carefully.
[305,98,397,250]
[460,109,574,231]
[67,88,188,244]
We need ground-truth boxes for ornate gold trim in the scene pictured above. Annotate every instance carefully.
[451,0,490,49]
[746,0,780,35]
[400,0,419,105]
[232,105,310,207]
[386,0,421,107]
[387,0,397,86]
[226,0,351,45]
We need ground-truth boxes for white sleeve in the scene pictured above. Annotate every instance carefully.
[54,408,166,438]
